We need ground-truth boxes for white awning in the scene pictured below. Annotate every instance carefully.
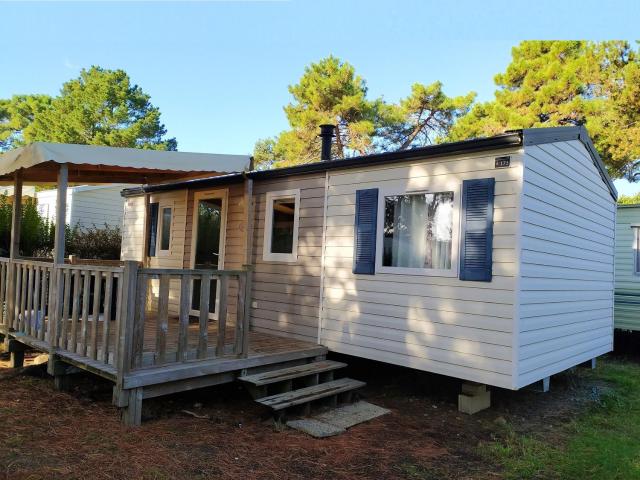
[0,142,251,184]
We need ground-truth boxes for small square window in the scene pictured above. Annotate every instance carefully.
[263,190,300,262]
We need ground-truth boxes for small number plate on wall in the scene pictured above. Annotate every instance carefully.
[495,156,511,168]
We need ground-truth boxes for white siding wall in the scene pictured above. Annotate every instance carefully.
[37,185,127,229]
[517,140,615,388]
[321,149,523,389]
[36,189,72,225]
[69,186,126,228]
[251,174,326,342]
[121,195,145,261]
[613,205,640,330]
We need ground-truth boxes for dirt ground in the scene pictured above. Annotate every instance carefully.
[0,350,606,480]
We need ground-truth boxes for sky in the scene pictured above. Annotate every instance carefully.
[1,0,639,193]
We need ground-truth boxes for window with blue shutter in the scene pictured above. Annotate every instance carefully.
[459,178,495,282]
[353,188,378,275]
[147,202,159,257]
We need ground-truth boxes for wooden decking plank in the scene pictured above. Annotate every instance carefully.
[56,350,118,381]
[123,345,328,389]
[256,378,366,410]
[238,360,347,387]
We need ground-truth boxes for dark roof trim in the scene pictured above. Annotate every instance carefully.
[121,171,245,196]
[249,132,522,180]
[122,126,616,201]
[522,126,617,200]
[123,132,522,197]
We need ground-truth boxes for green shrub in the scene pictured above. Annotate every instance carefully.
[0,194,54,257]
[0,194,121,259]
[65,224,122,260]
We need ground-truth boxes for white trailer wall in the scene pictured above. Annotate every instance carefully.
[516,140,615,388]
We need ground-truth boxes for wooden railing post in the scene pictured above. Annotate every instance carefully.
[116,261,139,388]
[5,261,15,330]
[237,266,253,358]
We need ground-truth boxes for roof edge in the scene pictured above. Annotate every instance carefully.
[123,132,523,197]
[522,126,617,200]
[121,172,245,197]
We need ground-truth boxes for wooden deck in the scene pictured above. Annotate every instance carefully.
[9,313,325,380]
[0,258,327,425]
[47,313,318,367]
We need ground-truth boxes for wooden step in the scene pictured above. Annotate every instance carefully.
[256,378,366,411]
[239,360,347,387]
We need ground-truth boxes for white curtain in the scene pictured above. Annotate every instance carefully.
[385,193,453,269]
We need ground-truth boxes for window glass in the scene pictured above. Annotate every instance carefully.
[383,192,454,269]
[270,198,296,254]
[635,227,640,275]
[160,207,172,251]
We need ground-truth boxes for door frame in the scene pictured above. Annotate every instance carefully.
[189,188,229,319]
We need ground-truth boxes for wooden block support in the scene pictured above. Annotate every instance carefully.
[542,376,550,393]
[121,388,143,427]
[458,382,491,415]
[9,351,24,368]
[54,374,72,392]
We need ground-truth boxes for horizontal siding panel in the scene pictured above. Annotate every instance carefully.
[520,308,612,332]
[324,267,516,290]
[322,340,513,389]
[323,309,512,344]
[324,304,513,332]
[519,337,611,376]
[520,320,611,351]
[517,343,611,388]
[322,319,512,360]
[324,288,514,317]
[321,329,512,375]
[520,299,612,319]
[324,279,514,304]
[518,140,614,387]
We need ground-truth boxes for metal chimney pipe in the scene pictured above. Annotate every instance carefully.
[319,124,335,161]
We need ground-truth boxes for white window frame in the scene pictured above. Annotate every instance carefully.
[156,203,173,256]
[375,181,461,277]
[633,225,640,276]
[262,189,300,263]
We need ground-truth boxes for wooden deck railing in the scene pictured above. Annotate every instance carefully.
[0,258,251,380]
[0,258,125,366]
[123,266,251,371]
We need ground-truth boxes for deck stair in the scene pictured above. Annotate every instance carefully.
[239,360,365,415]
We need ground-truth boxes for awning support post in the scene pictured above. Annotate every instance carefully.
[9,170,22,259]
[6,170,23,328]
[53,163,68,264]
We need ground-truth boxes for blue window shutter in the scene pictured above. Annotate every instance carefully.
[353,188,378,275]
[459,178,495,282]
[147,202,159,257]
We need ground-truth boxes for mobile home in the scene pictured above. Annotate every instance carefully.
[121,126,616,392]
[36,184,132,229]
[614,204,640,330]
[0,129,616,425]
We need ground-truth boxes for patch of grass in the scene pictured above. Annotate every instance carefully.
[396,461,445,480]
[481,359,640,480]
